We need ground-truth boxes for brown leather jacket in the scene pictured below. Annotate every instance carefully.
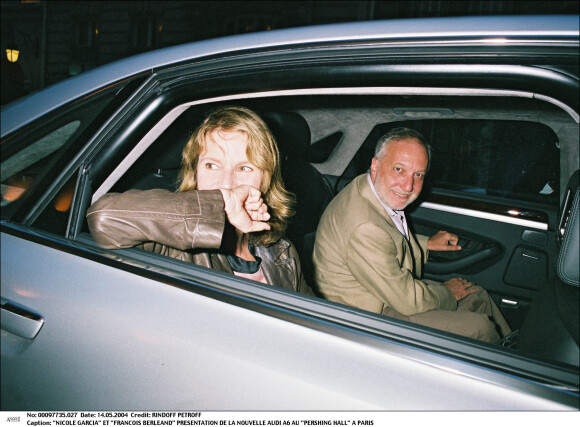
[87,188,313,296]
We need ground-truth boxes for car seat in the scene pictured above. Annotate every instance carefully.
[263,111,334,289]
[110,115,191,193]
[518,170,579,365]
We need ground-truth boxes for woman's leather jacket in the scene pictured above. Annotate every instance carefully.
[87,188,313,295]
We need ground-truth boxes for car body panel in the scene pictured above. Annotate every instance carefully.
[1,230,576,410]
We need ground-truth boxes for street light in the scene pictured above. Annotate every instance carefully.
[6,44,19,63]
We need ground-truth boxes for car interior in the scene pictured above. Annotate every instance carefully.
[519,170,579,365]
[5,89,577,372]
[64,92,578,368]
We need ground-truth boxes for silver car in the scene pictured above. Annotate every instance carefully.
[2,15,579,410]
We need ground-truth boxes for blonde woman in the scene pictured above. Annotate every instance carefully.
[87,106,313,295]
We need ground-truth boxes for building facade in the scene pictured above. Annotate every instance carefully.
[1,0,577,104]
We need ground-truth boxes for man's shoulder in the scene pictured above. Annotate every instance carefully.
[328,174,369,206]
[320,175,386,233]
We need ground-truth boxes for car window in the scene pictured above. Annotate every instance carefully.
[346,119,560,205]
[1,89,118,233]
[31,171,80,234]
[1,121,80,208]
[309,131,343,163]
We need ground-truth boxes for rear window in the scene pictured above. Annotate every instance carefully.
[346,119,559,205]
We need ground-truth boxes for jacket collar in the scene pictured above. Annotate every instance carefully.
[254,239,296,292]
[357,173,424,269]
[357,174,397,228]
[254,239,291,264]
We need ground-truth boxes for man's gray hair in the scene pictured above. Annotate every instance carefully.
[374,127,432,170]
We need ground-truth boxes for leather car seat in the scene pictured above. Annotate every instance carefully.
[518,170,579,365]
[263,111,334,289]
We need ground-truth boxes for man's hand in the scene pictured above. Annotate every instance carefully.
[443,277,477,301]
[220,186,271,234]
[428,230,462,251]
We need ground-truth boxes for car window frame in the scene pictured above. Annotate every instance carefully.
[1,74,152,229]
[75,95,579,389]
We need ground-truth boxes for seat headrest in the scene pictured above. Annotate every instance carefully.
[558,187,580,287]
[144,114,192,170]
[263,111,310,160]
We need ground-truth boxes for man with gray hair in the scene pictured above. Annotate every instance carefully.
[313,127,511,343]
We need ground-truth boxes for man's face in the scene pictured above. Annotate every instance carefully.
[369,138,428,211]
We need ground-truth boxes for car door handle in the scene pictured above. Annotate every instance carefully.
[1,298,44,339]
[425,243,502,275]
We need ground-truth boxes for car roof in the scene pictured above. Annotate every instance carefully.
[2,14,579,137]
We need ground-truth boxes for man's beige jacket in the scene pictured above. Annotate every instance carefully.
[313,174,456,316]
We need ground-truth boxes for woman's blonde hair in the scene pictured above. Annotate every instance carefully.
[178,105,295,246]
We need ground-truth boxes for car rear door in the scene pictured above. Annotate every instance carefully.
[410,188,559,331]
[404,117,569,331]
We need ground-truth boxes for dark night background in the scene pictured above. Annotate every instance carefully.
[1,0,578,105]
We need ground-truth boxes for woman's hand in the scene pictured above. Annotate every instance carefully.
[220,186,271,233]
